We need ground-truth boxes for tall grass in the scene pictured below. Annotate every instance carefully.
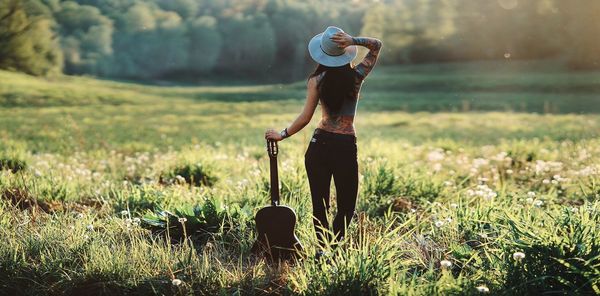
[1,64,600,294]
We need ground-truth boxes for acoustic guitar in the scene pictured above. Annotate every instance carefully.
[251,140,303,261]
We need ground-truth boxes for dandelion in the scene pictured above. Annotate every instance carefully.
[435,220,444,228]
[76,212,85,219]
[476,285,490,293]
[467,184,497,200]
[527,191,536,197]
[120,210,129,216]
[440,260,452,269]
[450,203,458,209]
[175,175,186,183]
[133,217,141,224]
[533,200,544,207]
[86,224,94,231]
[513,251,526,261]
[427,149,445,162]
[172,279,182,286]
[525,197,534,204]
[446,217,453,223]
[34,170,42,177]
[178,217,187,223]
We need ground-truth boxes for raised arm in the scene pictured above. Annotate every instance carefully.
[352,37,382,79]
[265,77,319,141]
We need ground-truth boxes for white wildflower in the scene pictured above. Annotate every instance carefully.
[450,203,458,209]
[476,285,490,293]
[434,220,444,228]
[527,191,536,197]
[533,200,544,207]
[427,149,445,162]
[467,184,497,200]
[440,260,452,268]
[86,224,94,231]
[513,252,525,261]
[178,217,187,223]
[120,210,129,216]
[172,279,182,286]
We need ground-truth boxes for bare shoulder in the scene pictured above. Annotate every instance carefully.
[307,76,319,89]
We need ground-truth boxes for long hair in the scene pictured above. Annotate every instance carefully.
[308,63,356,113]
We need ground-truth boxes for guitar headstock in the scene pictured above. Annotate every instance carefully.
[267,140,278,158]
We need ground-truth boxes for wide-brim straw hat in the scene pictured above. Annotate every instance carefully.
[308,26,357,67]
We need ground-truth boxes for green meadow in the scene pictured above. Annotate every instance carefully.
[1,62,600,295]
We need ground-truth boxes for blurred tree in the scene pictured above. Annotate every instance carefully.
[267,1,314,80]
[187,15,222,74]
[3,0,599,80]
[157,0,199,19]
[108,3,189,78]
[361,0,457,63]
[556,0,600,70]
[215,12,276,77]
[0,0,63,76]
[54,1,113,74]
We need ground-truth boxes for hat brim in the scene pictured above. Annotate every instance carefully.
[308,32,357,67]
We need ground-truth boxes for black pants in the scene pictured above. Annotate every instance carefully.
[304,129,358,248]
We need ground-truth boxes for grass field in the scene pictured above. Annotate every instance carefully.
[1,61,600,295]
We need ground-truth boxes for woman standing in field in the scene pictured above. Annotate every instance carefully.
[265,26,382,256]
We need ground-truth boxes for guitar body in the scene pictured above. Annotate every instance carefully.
[251,140,303,261]
[252,205,302,261]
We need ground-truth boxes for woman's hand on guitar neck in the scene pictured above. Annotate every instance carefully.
[265,128,283,141]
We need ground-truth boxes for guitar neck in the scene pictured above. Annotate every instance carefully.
[269,154,280,206]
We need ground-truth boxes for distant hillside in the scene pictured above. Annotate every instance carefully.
[0,70,302,107]
[2,61,600,113]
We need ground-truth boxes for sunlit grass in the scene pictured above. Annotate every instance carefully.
[1,64,600,294]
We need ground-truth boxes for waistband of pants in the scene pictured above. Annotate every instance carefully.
[312,128,356,143]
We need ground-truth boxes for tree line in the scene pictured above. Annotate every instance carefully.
[1,0,598,82]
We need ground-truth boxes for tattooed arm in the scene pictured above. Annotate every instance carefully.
[352,37,382,79]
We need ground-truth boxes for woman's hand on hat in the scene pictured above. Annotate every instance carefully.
[265,128,283,141]
[330,32,353,49]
